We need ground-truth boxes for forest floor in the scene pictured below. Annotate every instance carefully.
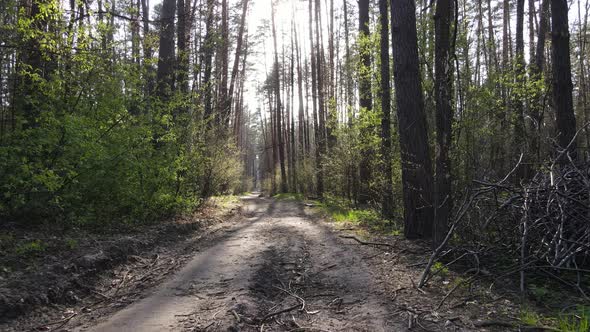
[1,193,546,331]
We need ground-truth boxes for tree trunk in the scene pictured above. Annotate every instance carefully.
[271,0,288,192]
[530,0,549,164]
[315,0,327,196]
[551,0,578,158]
[358,0,372,205]
[578,0,590,150]
[343,0,353,123]
[379,0,394,219]
[228,0,250,130]
[528,0,536,63]
[156,0,176,98]
[218,0,229,126]
[176,0,189,94]
[201,0,215,121]
[309,0,321,196]
[390,0,434,239]
[513,0,526,173]
[433,0,453,247]
[141,0,154,95]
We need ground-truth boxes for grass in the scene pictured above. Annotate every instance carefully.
[520,308,543,327]
[208,195,241,208]
[432,261,450,277]
[15,239,46,256]
[274,193,402,234]
[518,306,590,331]
[558,306,590,332]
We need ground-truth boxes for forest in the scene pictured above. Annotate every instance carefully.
[1,0,590,330]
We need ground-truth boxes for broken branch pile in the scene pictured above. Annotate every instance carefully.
[421,154,590,297]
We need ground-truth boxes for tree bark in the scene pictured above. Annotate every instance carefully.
[390,0,434,239]
[433,0,453,247]
[513,0,526,173]
[218,0,229,125]
[176,0,189,94]
[201,0,215,121]
[551,0,578,158]
[271,0,288,192]
[141,0,154,95]
[315,0,326,196]
[379,0,394,219]
[530,0,549,164]
[309,0,322,196]
[229,0,250,130]
[156,0,176,97]
[358,0,372,205]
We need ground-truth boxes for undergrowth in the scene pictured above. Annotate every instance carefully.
[273,193,401,235]
[558,306,590,332]
[518,306,590,331]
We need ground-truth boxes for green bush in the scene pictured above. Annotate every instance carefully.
[0,49,241,228]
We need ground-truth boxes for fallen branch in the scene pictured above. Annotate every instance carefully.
[473,320,559,331]
[338,235,394,248]
[311,264,337,276]
[33,312,78,331]
[259,303,301,324]
[473,320,515,328]
[435,275,475,310]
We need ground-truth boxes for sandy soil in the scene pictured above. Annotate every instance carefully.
[71,194,411,331]
[3,194,530,332]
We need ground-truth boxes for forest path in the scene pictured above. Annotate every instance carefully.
[74,194,406,331]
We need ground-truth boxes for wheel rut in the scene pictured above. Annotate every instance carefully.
[75,194,405,331]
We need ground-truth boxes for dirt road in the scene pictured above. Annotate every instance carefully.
[73,194,408,331]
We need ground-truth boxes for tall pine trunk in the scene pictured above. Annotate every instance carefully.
[433,0,453,247]
[358,0,372,205]
[271,0,288,192]
[552,0,578,158]
[391,0,434,239]
[379,0,394,219]
[156,0,176,98]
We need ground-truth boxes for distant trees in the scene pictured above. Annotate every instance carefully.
[0,0,253,225]
[1,0,585,247]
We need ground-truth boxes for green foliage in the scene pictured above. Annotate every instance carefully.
[558,306,590,332]
[519,308,543,327]
[0,4,243,228]
[312,195,400,234]
[15,240,46,256]
[528,283,550,302]
[64,238,78,250]
[432,261,449,277]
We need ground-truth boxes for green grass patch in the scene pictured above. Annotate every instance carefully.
[558,306,590,332]
[15,239,46,256]
[64,238,78,250]
[518,306,590,331]
[432,261,450,277]
[311,195,401,234]
[209,195,241,208]
[520,308,543,326]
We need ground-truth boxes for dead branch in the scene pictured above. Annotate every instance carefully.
[259,303,301,324]
[338,235,394,248]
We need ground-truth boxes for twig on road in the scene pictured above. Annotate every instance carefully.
[338,235,394,248]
